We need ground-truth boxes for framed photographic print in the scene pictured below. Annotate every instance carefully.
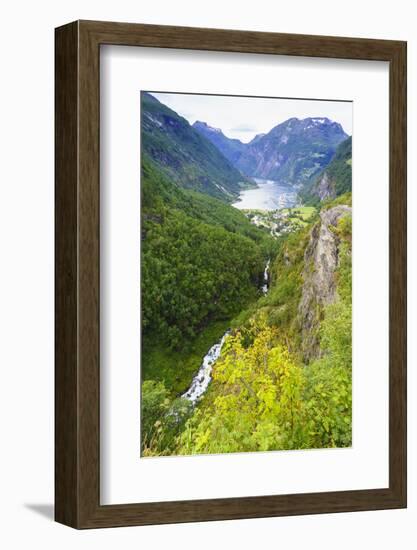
[55,20,407,528]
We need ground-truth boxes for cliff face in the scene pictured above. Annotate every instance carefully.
[301,136,352,204]
[312,172,336,201]
[298,205,352,361]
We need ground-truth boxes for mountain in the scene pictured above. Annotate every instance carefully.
[249,133,266,145]
[193,116,348,187]
[298,204,352,360]
[300,136,352,204]
[141,93,249,202]
[141,154,272,378]
[192,121,246,166]
[239,117,348,184]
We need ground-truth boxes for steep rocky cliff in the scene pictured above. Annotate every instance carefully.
[301,136,352,205]
[311,172,336,201]
[298,205,352,361]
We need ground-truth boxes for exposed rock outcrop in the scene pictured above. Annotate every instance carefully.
[302,136,352,204]
[298,205,351,362]
[311,171,336,201]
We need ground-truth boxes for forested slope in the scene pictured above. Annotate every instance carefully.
[140,93,352,458]
[141,92,251,202]
[142,189,352,456]
[141,156,275,409]
[300,137,352,205]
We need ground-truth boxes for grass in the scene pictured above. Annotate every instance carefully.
[281,206,316,221]
[322,192,352,210]
[242,206,316,223]
[142,319,231,397]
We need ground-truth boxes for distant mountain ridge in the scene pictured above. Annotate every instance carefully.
[141,93,250,203]
[192,121,246,166]
[300,136,352,204]
[193,116,349,187]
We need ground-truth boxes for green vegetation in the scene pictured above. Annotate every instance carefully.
[242,206,318,237]
[322,191,352,209]
[326,136,353,196]
[142,320,230,396]
[232,117,348,184]
[142,157,274,350]
[141,380,193,455]
[140,93,352,458]
[178,212,351,455]
[266,229,311,346]
[229,226,310,349]
[301,136,352,205]
[142,209,262,345]
[141,92,250,202]
[141,156,276,452]
[192,121,247,167]
[177,319,307,454]
[143,202,352,456]
[142,158,271,246]
[303,223,352,447]
[281,206,316,221]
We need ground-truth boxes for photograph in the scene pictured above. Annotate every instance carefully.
[4,5,403,538]
[140,91,353,457]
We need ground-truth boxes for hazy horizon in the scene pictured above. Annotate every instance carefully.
[149,91,353,143]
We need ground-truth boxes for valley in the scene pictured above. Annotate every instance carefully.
[140,92,352,457]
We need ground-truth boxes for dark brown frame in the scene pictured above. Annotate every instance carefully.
[55,20,407,529]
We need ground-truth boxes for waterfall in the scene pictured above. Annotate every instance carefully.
[182,259,271,403]
[262,258,271,294]
[181,331,230,404]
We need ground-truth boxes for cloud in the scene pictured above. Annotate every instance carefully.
[229,124,257,132]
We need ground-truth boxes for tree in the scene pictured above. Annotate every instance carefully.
[176,317,307,454]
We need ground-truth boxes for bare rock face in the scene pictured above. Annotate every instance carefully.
[313,172,336,201]
[298,205,351,362]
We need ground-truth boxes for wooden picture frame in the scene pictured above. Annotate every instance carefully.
[55,20,407,528]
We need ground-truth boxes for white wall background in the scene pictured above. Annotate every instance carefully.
[0,0,414,547]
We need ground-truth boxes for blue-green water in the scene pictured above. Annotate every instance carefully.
[233,178,298,210]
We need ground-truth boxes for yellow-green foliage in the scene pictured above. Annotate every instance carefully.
[174,307,351,455]
[281,206,316,222]
[323,191,352,209]
[176,317,307,454]
[172,214,352,456]
[231,228,309,342]
[142,207,352,458]
[263,228,310,347]
[305,213,352,447]
[141,380,193,456]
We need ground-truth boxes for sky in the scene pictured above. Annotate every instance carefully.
[150,92,352,143]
